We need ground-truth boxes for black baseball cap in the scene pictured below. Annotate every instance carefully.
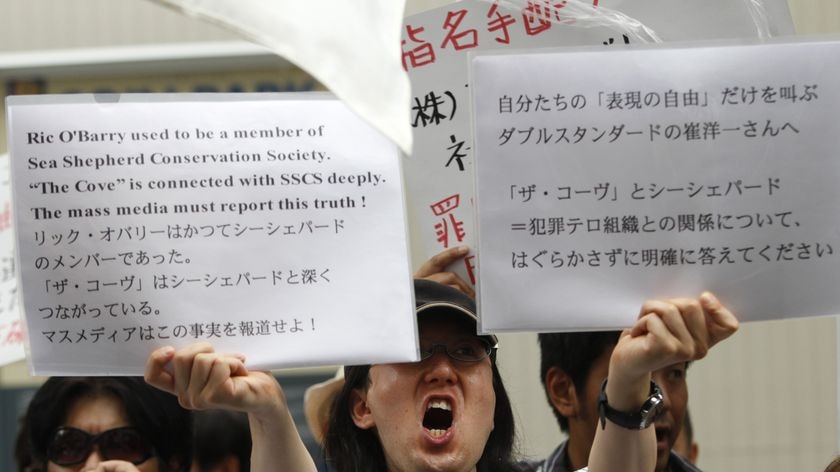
[414,279,498,347]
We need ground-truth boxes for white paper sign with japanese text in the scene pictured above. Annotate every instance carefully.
[6,94,416,375]
[472,40,840,331]
[402,0,792,284]
[0,154,24,367]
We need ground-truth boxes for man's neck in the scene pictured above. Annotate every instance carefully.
[564,435,593,472]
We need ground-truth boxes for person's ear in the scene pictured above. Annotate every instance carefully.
[545,366,580,418]
[350,388,375,430]
[688,441,699,464]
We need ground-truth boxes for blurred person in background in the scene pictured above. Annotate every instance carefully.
[22,376,191,472]
[191,410,251,472]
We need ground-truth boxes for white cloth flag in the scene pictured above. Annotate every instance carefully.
[149,0,413,155]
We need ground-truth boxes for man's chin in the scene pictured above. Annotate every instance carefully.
[654,446,672,472]
[654,426,674,471]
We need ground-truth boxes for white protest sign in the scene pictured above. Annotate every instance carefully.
[472,40,840,331]
[0,154,24,367]
[6,94,416,375]
[403,0,792,284]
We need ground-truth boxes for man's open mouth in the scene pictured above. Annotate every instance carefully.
[423,399,453,438]
[654,427,671,447]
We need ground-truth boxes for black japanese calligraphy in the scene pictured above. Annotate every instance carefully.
[12,96,411,374]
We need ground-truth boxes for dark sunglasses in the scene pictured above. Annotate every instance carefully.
[47,426,155,466]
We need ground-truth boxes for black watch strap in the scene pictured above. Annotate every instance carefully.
[598,378,664,430]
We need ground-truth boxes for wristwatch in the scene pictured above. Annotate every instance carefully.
[597,378,663,430]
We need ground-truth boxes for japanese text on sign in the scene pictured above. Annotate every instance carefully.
[472,40,840,331]
[7,94,416,374]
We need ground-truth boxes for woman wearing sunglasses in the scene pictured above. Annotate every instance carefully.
[22,377,192,472]
[146,275,738,472]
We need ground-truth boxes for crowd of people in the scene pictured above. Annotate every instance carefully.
[9,246,750,472]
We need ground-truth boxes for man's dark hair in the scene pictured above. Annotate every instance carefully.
[538,331,621,432]
[324,357,518,472]
[25,376,192,471]
[192,410,251,472]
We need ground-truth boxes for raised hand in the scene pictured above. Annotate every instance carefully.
[611,292,738,387]
[144,342,285,417]
[589,292,738,472]
[413,246,474,298]
[144,342,317,472]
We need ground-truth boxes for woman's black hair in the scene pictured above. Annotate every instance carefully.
[324,356,518,472]
[25,376,192,471]
[14,412,42,472]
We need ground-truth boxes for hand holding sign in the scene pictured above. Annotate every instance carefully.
[413,246,475,298]
[610,292,739,389]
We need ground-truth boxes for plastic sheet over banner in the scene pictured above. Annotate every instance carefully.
[401,0,793,288]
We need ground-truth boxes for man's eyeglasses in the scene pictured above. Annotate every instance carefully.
[420,338,494,362]
[47,426,155,466]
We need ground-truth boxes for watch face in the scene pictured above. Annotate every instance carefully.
[641,393,665,428]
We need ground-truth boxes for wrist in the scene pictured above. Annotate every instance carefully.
[249,379,292,432]
[605,367,651,412]
[598,378,663,430]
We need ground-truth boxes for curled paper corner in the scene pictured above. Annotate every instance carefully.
[329,72,413,156]
[147,0,414,155]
